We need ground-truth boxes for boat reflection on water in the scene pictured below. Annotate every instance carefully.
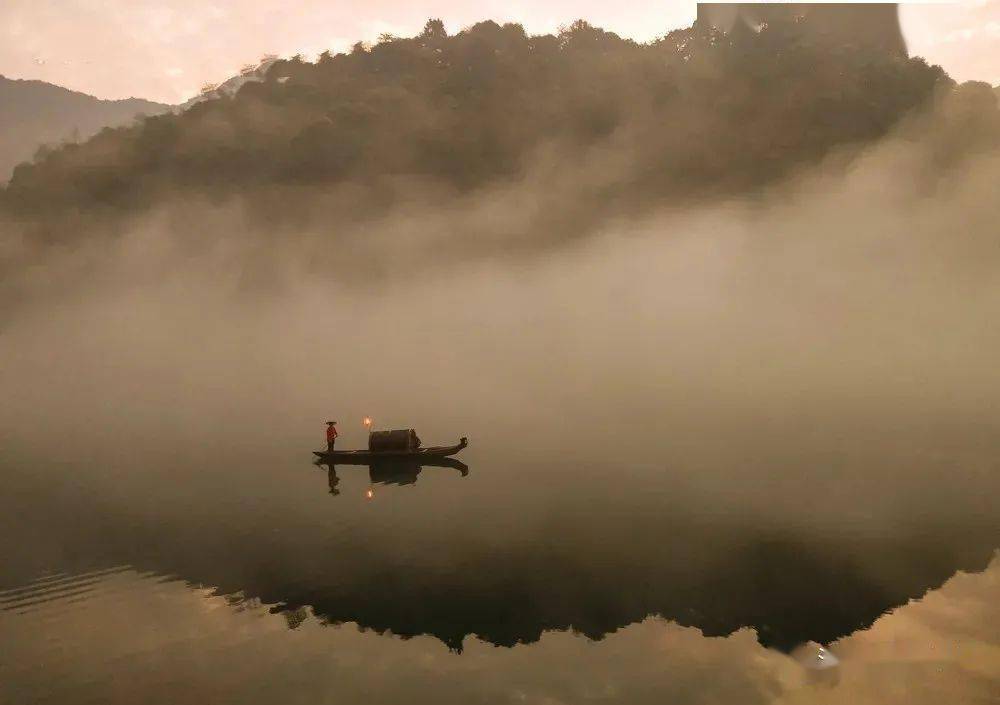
[316,457,469,497]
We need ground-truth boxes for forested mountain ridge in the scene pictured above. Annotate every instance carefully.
[2,18,998,244]
[0,76,169,183]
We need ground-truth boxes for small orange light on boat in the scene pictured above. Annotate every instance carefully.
[365,488,374,499]
[363,417,372,427]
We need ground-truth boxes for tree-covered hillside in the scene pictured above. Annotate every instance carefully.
[2,17,997,242]
[0,76,169,184]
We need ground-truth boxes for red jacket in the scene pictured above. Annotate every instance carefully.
[326,425,338,442]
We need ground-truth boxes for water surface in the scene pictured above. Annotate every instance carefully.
[2,224,999,702]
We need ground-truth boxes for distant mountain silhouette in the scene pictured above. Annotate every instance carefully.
[0,75,170,182]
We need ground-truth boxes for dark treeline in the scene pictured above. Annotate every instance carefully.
[2,17,999,243]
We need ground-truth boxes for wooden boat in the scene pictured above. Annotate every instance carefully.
[313,436,468,463]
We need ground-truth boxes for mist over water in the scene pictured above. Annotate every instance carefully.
[2,80,1000,701]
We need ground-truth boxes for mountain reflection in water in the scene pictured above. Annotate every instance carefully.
[2,555,998,704]
[2,436,997,657]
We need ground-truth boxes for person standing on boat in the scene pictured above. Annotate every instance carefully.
[326,421,338,451]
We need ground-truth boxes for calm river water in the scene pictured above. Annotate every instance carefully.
[2,230,999,703]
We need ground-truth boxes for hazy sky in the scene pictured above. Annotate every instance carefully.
[1,1,998,104]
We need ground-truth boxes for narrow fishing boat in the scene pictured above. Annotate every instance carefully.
[314,428,468,463]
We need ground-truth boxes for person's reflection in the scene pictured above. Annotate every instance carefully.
[327,466,340,496]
